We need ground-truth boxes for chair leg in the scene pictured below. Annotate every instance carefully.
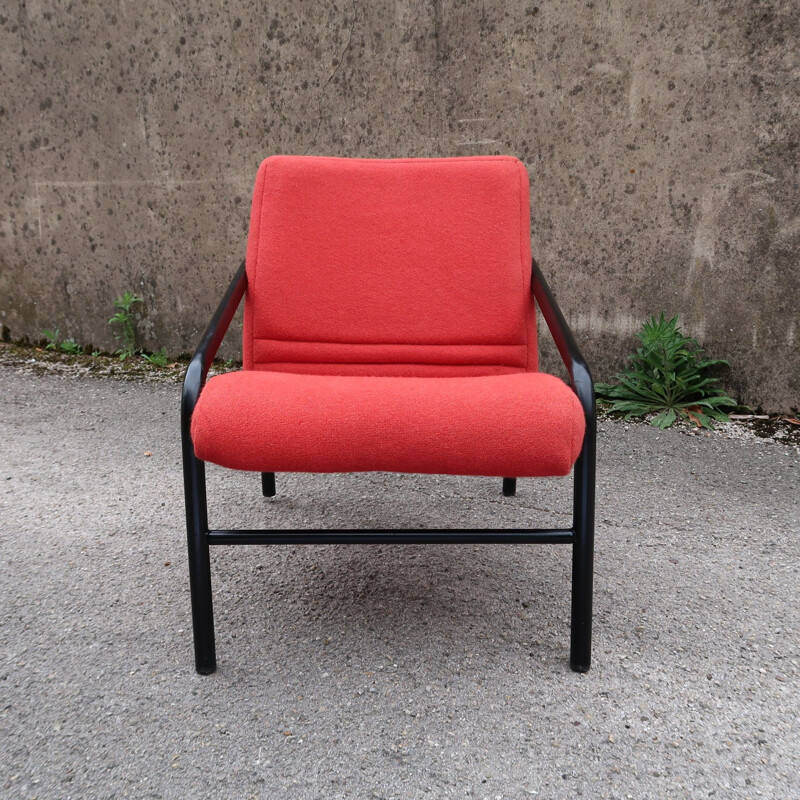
[569,418,596,673]
[183,443,216,675]
[261,471,276,497]
[502,477,517,496]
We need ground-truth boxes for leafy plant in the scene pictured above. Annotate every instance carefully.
[41,328,84,355]
[141,347,169,368]
[109,291,143,360]
[596,313,737,429]
[59,339,82,355]
[42,328,60,350]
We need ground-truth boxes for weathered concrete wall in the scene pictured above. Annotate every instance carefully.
[1,1,797,410]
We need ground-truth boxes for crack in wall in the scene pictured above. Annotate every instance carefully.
[304,0,358,155]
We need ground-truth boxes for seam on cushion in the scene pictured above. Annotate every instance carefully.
[516,159,528,367]
[252,337,527,346]
[522,164,537,374]
[515,158,536,374]
[190,405,204,449]
[571,391,583,468]
[244,162,268,370]
[252,362,524,375]
[272,155,520,166]
[252,341,528,369]
[249,158,271,368]
[252,361,526,369]
[571,393,576,472]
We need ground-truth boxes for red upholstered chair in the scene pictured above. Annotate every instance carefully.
[182,156,595,675]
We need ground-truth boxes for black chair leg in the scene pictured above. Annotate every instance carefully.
[502,477,517,496]
[261,472,276,497]
[569,418,596,673]
[183,445,216,675]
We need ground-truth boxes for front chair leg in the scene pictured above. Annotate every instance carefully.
[261,472,276,497]
[502,477,517,496]
[569,423,596,672]
[184,447,217,675]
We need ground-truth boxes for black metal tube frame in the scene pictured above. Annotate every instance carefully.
[181,257,595,675]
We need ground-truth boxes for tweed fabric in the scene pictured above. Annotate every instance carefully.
[192,370,584,476]
[242,155,536,375]
[193,155,585,476]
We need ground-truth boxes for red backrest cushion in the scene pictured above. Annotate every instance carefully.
[243,156,536,376]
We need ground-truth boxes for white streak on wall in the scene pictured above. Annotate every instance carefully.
[690,187,718,276]
[35,183,42,242]
[568,310,641,337]
[33,178,249,189]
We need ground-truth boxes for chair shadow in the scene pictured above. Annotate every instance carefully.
[214,540,571,669]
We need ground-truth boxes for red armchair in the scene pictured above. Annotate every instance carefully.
[182,156,596,674]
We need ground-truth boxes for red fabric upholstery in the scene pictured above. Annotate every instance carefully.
[243,155,536,375]
[192,371,585,476]
[192,155,586,477]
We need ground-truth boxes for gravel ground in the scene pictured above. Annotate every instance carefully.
[1,366,798,800]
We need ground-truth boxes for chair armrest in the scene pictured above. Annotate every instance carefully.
[531,258,595,422]
[181,260,247,427]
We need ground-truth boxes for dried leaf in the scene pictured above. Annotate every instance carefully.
[686,409,703,427]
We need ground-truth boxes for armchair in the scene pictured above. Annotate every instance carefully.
[181,156,595,674]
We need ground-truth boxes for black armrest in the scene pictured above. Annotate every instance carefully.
[531,258,595,422]
[181,260,247,429]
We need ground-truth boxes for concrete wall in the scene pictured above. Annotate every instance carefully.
[1,0,797,410]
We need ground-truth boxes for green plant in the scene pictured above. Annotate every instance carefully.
[42,328,60,350]
[141,347,169,368]
[109,291,143,360]
[59,339,82,355]
[596,313,737,429]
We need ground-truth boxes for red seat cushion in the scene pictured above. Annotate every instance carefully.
[191,370,585,477]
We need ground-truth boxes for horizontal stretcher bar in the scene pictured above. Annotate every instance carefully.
[206,529,575,545]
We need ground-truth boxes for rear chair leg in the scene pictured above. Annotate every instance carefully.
[261,472,276,497]
[183,444,216,675]
[502,477,517,497]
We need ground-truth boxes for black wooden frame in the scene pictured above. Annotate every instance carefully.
[181,258,595,674]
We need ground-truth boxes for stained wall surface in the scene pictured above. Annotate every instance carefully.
[1,1,797,410]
